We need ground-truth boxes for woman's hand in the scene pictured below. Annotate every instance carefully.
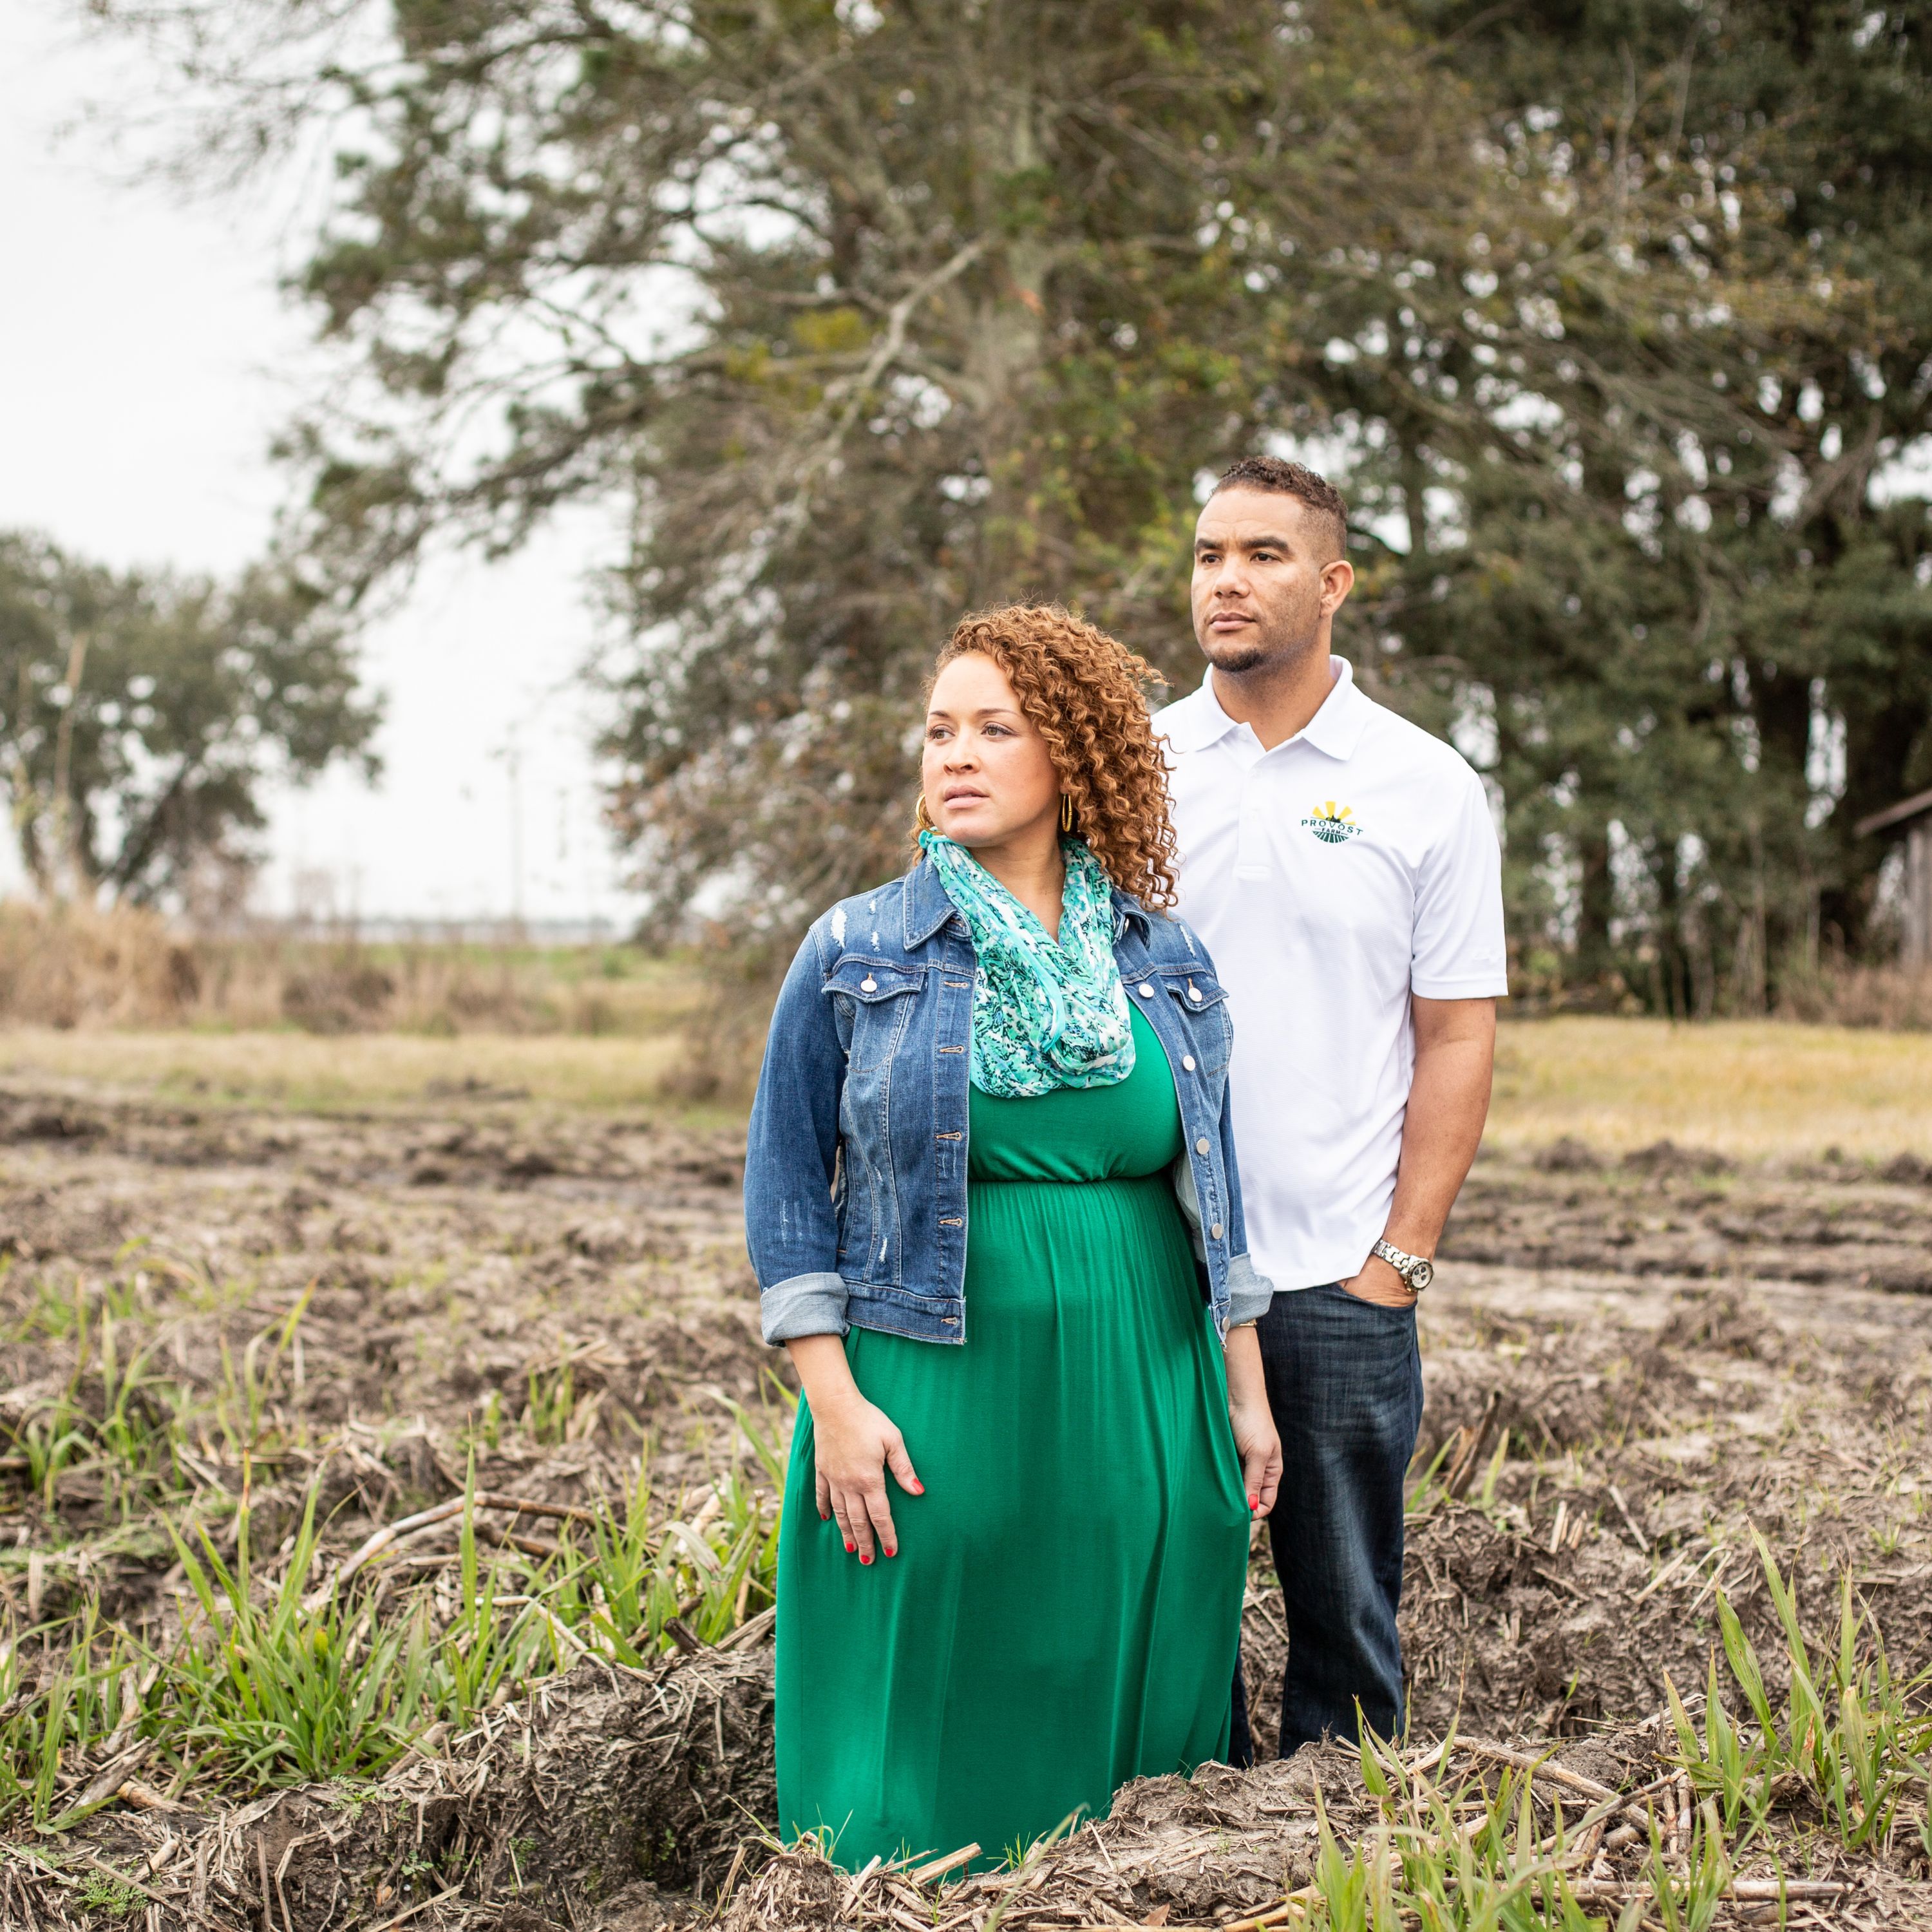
[786,1334,923,1563]
[1222,1324,1282,1520]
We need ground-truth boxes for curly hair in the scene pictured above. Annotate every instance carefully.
[921,604,1179,911]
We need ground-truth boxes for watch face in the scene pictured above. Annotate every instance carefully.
[1408,1258,1434,1291]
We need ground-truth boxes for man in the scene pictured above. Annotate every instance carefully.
[1153,454,1506,1757]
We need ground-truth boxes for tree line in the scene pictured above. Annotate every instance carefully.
[55,0,1932,1007]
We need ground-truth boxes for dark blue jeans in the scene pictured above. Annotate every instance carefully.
[1232,1282,1425,1760]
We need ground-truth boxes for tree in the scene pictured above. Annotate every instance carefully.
[97,0,1920,1005]
[1376,0,1932,1009]
[0,532,381,907]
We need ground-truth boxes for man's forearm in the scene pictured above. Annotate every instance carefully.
[1383,998,1496,1258]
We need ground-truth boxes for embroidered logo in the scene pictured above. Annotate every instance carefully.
[1302,800,1362,844]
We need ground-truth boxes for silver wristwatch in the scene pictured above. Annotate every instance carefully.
[1372,1239,1434,1294]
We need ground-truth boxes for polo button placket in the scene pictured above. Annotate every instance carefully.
[1234,739,1271,880]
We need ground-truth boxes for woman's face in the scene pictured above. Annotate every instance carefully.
[922,652,1061,850]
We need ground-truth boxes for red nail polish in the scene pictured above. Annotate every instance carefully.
[912,1481,924,1495]
[886,1548,897,1558]
[860,1553,873,1566]
[844,1541,855,1553]
[1248,1493,1258,1510]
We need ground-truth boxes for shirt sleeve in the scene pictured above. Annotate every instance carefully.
[1410,761,1510,999]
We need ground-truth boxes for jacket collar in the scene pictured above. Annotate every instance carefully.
[900,853,1154,951]
[903,855,960,949]
[1160,655,1370,762]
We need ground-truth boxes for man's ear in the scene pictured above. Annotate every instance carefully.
[1320,558,1355,615]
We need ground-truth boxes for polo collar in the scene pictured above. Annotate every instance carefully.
[900,853,1155,950]
[1160,656,1371,762]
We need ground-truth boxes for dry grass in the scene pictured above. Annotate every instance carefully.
[0,900,705,1039]
[1776,961,1932,1029]
[0,1026,697,1112]
[1490,1016,1932,1160]
[8,1010,1930,1153]
[6,899,1928,1155]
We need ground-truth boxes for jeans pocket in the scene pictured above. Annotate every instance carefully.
[1326,1279,1417,1317]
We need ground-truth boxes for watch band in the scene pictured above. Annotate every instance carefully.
[1372,1238,1434,1293]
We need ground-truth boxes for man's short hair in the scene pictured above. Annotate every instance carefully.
[1210,456,1349,560]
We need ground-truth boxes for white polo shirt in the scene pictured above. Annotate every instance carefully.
[1153,658,1508,1294]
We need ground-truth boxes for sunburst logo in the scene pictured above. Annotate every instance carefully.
[1302,800,1362,844]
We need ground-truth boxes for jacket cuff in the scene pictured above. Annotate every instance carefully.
[760,1271,851,1345]
[1223,1252,1274,1329]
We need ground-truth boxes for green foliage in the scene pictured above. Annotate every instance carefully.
[161,1488,440,1786]
[1388,1,1932,1005]
[76,1870,146,1917]
[1314,1742,1609,1930]
[1,1276,191,1520]
[0,1450,781,1824]
[0,529,379,908]
[1668,1531,1932,1852]
[0,1605,145,1830]
[518,1361,580,1446]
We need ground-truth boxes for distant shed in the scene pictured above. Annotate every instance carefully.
[1855,785,1932,968]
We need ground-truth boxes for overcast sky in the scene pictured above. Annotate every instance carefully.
[0,0,646,929]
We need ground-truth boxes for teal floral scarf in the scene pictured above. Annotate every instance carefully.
[920,831,1135,1097]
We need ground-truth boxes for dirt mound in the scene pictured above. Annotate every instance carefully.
[30,1639,775,1931]
[1620,1139,1736,1177]
[723,1743,1369,1932]
[1533,1134,1602,1172]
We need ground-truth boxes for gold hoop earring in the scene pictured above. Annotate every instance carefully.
[1059,793,1075,834]
[914,794,936,833]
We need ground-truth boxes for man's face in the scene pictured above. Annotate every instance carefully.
[1190,488,1350,675]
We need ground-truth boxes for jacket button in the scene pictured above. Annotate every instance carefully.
[1188,983,1203,1001]
[860,976,877,992]
[1195,1137,1211,1155]
[1210,1222,1224,1240]
[1137,981,1154,997]
[1181,1054,1196,1072]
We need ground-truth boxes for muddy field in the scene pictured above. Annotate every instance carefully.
[3,1065,1931,1927]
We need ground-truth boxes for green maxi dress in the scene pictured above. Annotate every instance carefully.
[775,1005,1251,1871]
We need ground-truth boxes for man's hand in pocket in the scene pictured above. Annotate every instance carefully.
[1338,1255,1418,1308]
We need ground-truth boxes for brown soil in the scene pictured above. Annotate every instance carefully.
[4,1078,1932,1927]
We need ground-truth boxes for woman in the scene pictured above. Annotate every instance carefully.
[746,605,1282,1871]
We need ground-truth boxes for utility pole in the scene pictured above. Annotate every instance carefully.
[493,727,526,940]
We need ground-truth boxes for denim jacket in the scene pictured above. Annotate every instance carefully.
[744,857,1274,1347]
